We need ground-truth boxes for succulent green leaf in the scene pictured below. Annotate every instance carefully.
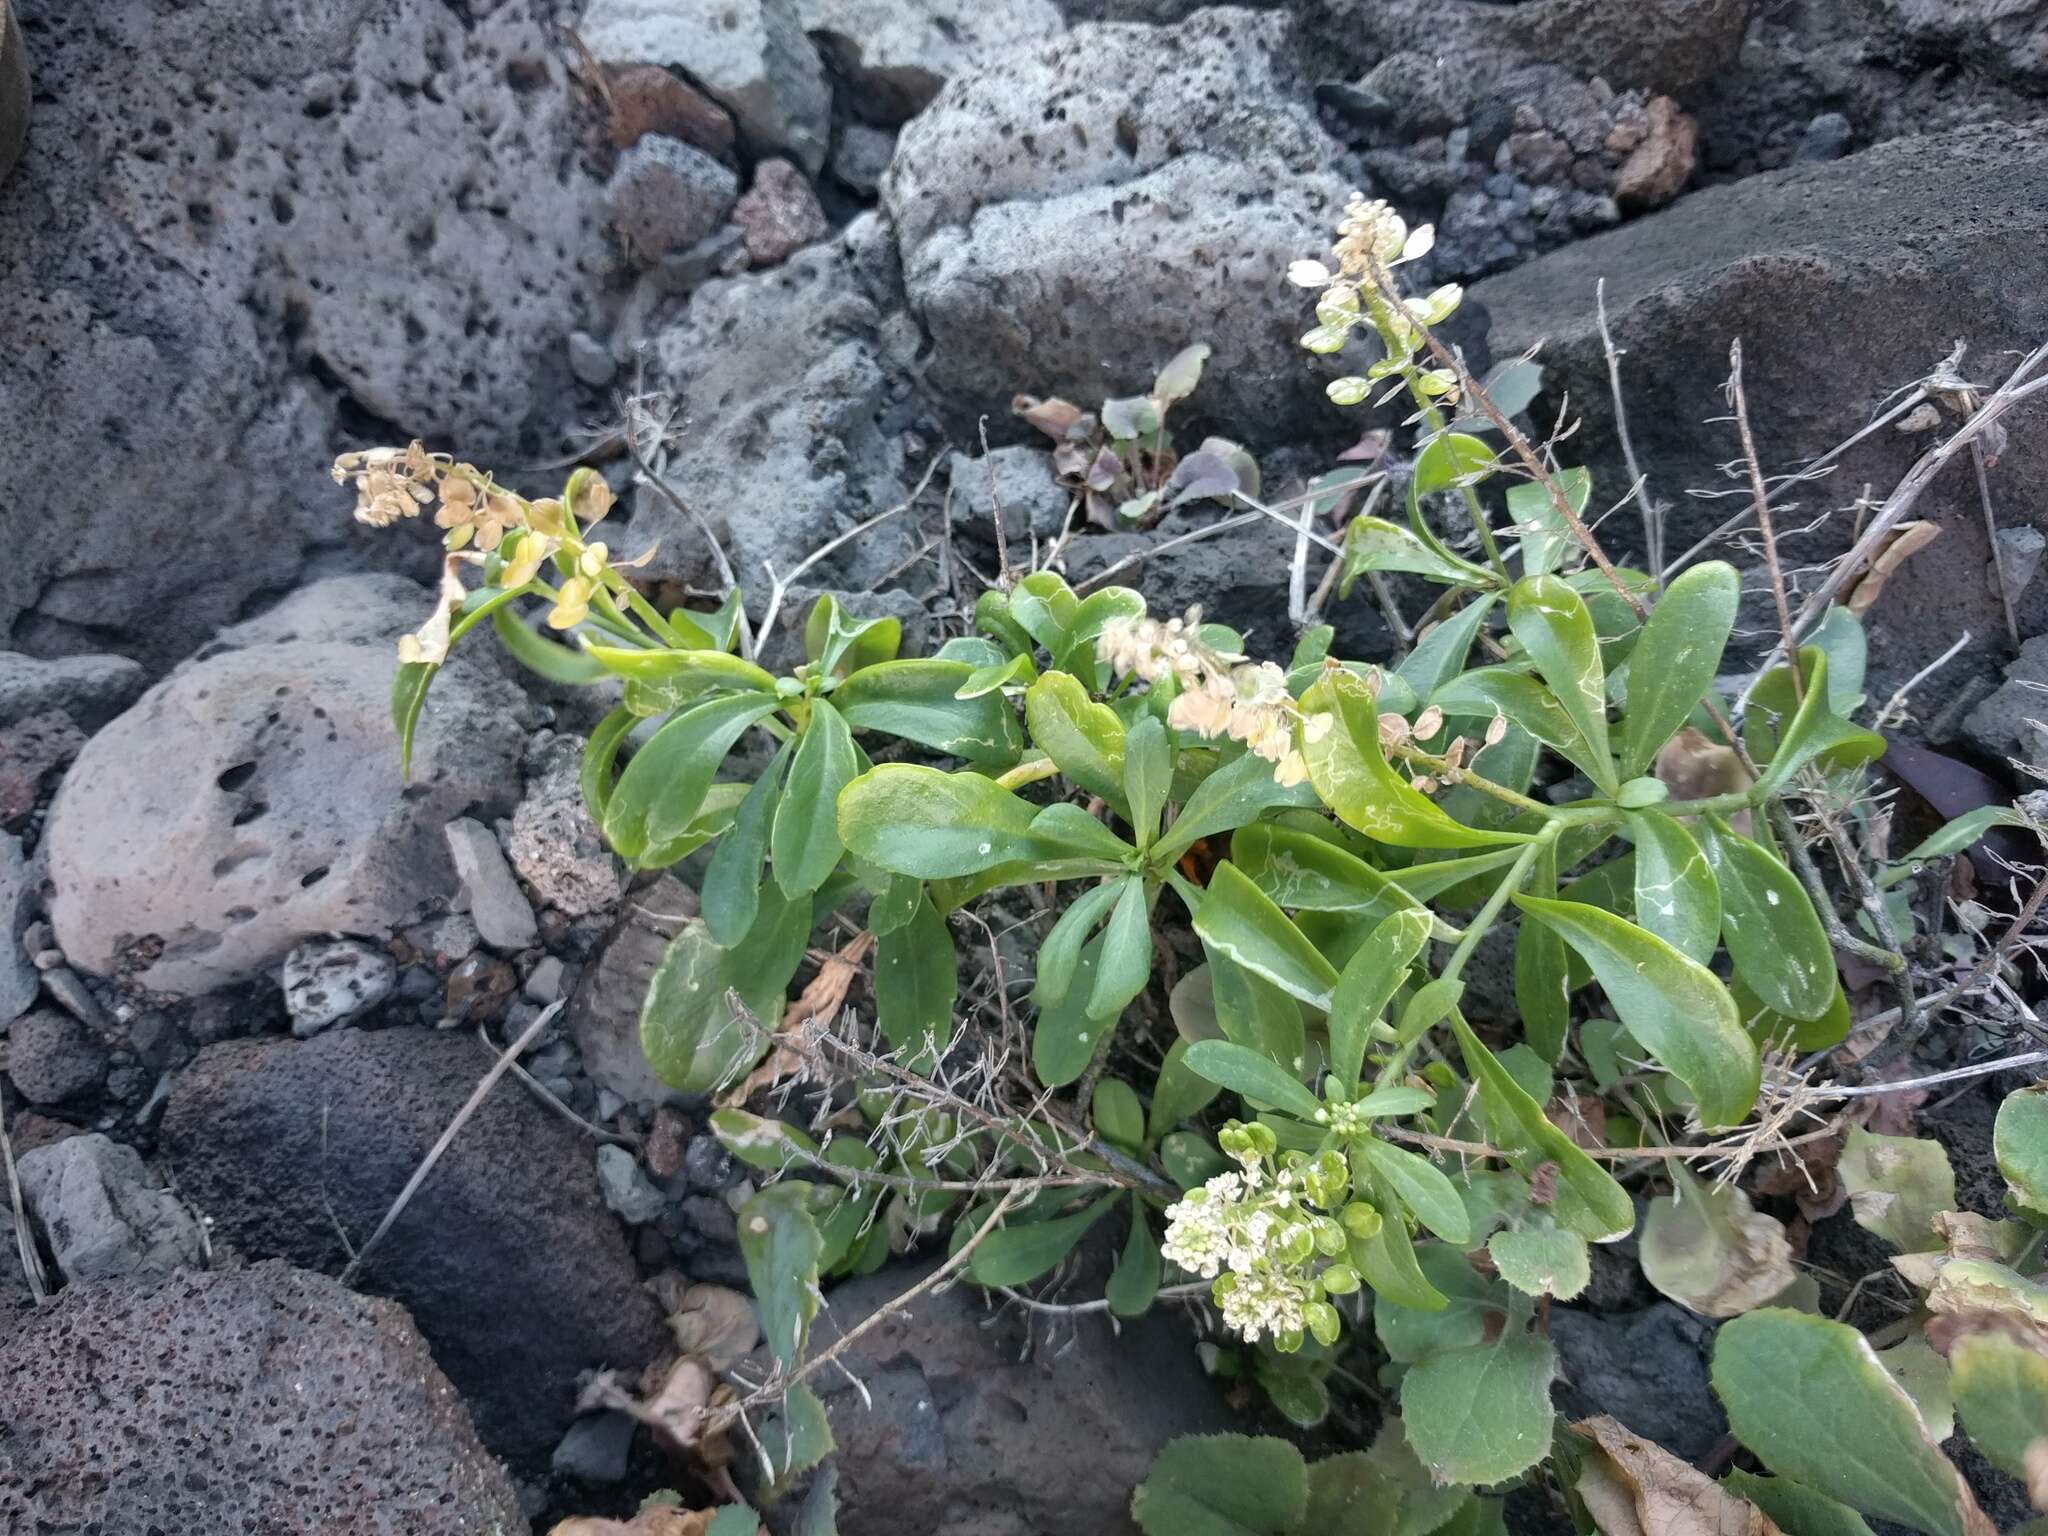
[1359,1138,1473,1244]
[1401,1332,1558,1486]
[582,641,777,695]
[1026,670,1128,809]
[1514,836,1571,1063]
[1125,715,1172,849]
[640,894,808,1094]
[738,1181,831,1367]
[1897,806,2034,865]
[1107,1197,1164,1318]
[1396,595,1499,701]
[1514,894,1758,1128]
[1092,1077,1145,1153]
[1148,1038,1222,1146]
[1328,908,1434,1092]
[1721,1472,1877,1536]
[1087,876,1155,1022]
[1950,1331,2048,1492]
[578,705,637,825]
[1431,667,1611,790]
[1995,1082,2048,1216]
[803,593,900,679]
[1507,574,1616,795]
[1034,880,1123,1009]
[833,658,1023,766]
[1746,647,1887,796]
[1506,467,1591,579]
[874,892,956,1053]
[837,764,1049,879]
[493,605,609,684]
[1182,1039,1322,1121]
[1006,570,1080,651]
[1342,516,1494,591]
[1712,1309,1992,1536]
[1032,934,1106,1088]
[1225,822,1429,923]
[1131,1434,1309,1536]
[604,692,782,863]
[771,698,857,898]
[1618,561,1740,777]
[702,740,792,947]
[1699,814,1837,1022]
[1627,809,1721,964]
[1192,863,1340,1008]
[711,1107,820,1174]
[1303,670,1532,851]
[1350,1167,1448,1311]
[1151,748,1320,865]
[391,659,440,780]
[1205,950,1308,1079]
[967,1195,1118,1287]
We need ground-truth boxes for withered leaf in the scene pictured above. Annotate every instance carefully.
[1573,1415,1783,1536]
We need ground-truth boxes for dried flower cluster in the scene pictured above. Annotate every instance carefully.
[1096,608,1328,786]
[1160,1125,1361,1351]
[1287,196,1463,409]
[334,442,629,658]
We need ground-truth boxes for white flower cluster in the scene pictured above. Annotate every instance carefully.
[1287,196,1464,409]
[1161,1151,1349,1349]
[1095,609,1328,787]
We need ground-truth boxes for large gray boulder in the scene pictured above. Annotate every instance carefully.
[1472,122,2048,684]
[0,1262,527,1535]
[883,7,1355,445]
[0,0,610,666]
[44,577,530,995]
[160,1024,669,1468]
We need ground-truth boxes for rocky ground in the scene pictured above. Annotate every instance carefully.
[3,0,2047,1531]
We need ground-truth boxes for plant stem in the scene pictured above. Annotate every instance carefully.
[1444,825,1557,984]
[1416,397,1512,585]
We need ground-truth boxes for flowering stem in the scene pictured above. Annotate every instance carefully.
[1391,740,1552,818]
[1443,825,1556,986]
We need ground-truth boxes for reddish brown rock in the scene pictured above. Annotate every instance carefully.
[606,62,736,157]
[734,158,830,265]
[1614,95,1697,212]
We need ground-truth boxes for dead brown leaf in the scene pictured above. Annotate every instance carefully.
[1846,520,1941,617]
[665,1282,760,1371]
[1572,1416,1783,1536]
[548,1507,763,1536]
[1656,728,1755,835]
[717,932,873,1107]
[1012,394,1085,443]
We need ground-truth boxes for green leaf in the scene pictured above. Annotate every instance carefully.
[638,780,749,867]
[1950,1331,2048,1491]
[702,742,792,947]
[1131,1434,1309,1536]
[754,1380,835,1494]
[492,605,609,684]
[1029,801,1137,864]
[837,765,1048,879]
[1125,715,1172,849]
[1699,815,1837,1022]
[1375,1244,1501,1362]
[967,1195,1117,1287]
[1006,570,1080,652]
[1033,934,1107,1089]
[1878,1334,1955,1441]
[583,641,778,695]
[1514,893,1758,1128]
[1183,1039,1322,1121]
[1400,1332,1558,1486]
[804,593,900,679]
[710,1108,821,1179]
[1191,863,1340,1009]
[1350,1169,1448,1311]
[640,899,808,1094]
[1302,669,1531,851]
[1328,908,1434,1093]
[578,705,638,825]
[1507,574,1616,794]
[1640,1171,1797,1318]
[1995,1082,2048,1216]
[1087,876,1154,1022]
[1025,671,1127,808]
[833,658,1023,766]
[1836,1126,1955,1252]
[1431,667,1611,790]
[1205,951,1308,1078]
[1359,1138,1472,1244]
[1057,587,1148,687]
[771,699,857,898]
[1161,1130,1230,1188]
[605,692,782,864]
[1732,971,1852,1054]
[1722,1473,1877,1536]
[1034,881,1123,1009]
[1506,467,1590,579]
[1712,1309,1991,1536]
[1342,516,1493,591]
[1488,1227,1589,1299]
[391,659,440,779]
[1229,823,1428,922]
[1152,749,1320,864]
[1618,561,1739,777]
[1446,1009,1634,1241]
[1107,1197,1164,1318]
[1627,809,1720,964]
[1746,647,1887,796]
[1093,1078,1146,1153]
[706,1506,761,1536]
[1514,837,1570,1063]
[739,1182,829,1368]
[874,893,956,1053]
[1148,1038,1222,1146]
[1396,595,1500,701]
[1897,805,2034,865]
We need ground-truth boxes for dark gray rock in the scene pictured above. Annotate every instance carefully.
[569,874,697,1107]
[282,937,398,1036]
[580,0,831,171]
[160,1025,668,1468]
[884,9,1354,445]
[44,577,530,995]
[799,0,1066,124]
[948,446,1072,549]
[0,830,33,1025]
[0,1262,527,1534]
[0,651,146,731]
[0,0,24,188]
[1962,633,2048,769]
[0,0,611,667]
[640,216,931,599]
[809,1254,1235,1535]
[16,1132,204,1283]
[596,1143,667,1224]
[1795,111,1853,162]
[444,817,539,952]
[1474,123,2048,687]
[1494,0,1752,96]
[553,1409,639,1484]
[606,135,741,263]
[4,1006,105,1104]
[830,122,898,196]
[1550,1303,1724,1461]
